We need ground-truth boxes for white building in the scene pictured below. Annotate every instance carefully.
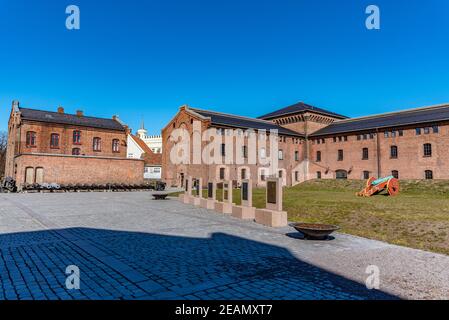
[127,133,162,180]
[136,122,162,154]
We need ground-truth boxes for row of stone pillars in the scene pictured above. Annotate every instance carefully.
[178,177,287,227]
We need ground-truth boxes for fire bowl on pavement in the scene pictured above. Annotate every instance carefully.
[291,223,340,240]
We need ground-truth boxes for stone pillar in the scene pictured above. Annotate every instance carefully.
[255,177,287,227]
[215,180,234,214]
[190,177,202,206]
[200,180,217,209]
[232,179,256,220]
[183,176,193,204]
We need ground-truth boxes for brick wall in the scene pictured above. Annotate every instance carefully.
[14,154,144,187]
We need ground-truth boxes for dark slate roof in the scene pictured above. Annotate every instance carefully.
[311,104,449,136]
[190,108,304,137]
[258,102,347,120]
[19,107,125,131]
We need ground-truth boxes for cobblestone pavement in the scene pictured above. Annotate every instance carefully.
[0,192,448,300]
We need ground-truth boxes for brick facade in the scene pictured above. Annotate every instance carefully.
[162,103,449,187]
[5,102,144,188]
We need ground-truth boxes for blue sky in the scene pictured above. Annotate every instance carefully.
[1,0,448,133]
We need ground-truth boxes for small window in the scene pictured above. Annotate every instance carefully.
[338,136,343,142]
[391,131,396,138]
[363,171,370,179]
[50,133,60,148]
[362,148,369,160]
[112,139,120,152]
[153,167,161,173]
[26,131,37,147]
[219,168,225,180]
[242,146,248,158]
[317,171,322,179]
[337,149,344,161]
[432,125,439,134]
[294,151,299,161]
[384,131,389,138]
[357,135,361,141]
[278,149,284,160]
[390,146,398,159]
[392,170,399,179]
[73,130,81,144]
[423,143,432,157]
[316,151,321,162]
[369,133,375,139]
[295,171,299,182]
[344,136,348,141]
[241,168,246,180]
[321,139,325,144]
[260,170,266,181]
[398,130,403,137]
[416,128,421,135]
[278,170,283,178]
[425,170,433,180]
[93,137,102,151]
[72,148,81,155]
[221,143,226,156]
[424,127,430,134]
[333,137,337,143]
[363,134,367,140]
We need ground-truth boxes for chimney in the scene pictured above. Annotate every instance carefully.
[12,100,20,110]
[76,110,83,117]
[57,106,64,114]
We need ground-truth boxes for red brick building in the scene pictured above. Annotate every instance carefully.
[5,101,144,189]
[162,102,449,186]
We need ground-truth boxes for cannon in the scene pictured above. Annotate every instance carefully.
[357,175,400,197]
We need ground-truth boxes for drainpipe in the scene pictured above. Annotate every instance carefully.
[376,128,381,178]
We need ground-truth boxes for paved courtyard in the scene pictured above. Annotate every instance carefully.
[0,192,448,300]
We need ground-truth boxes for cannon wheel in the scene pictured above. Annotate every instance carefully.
[387,178,400,196]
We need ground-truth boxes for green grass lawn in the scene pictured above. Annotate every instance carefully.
[175,179,449,255]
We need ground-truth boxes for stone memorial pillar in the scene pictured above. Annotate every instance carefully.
[232,179,256,220]
[183,176,193,204]
[255,177,287,227]
[215,180,234,214]
[200,180,217,209]
[190,177,202,206]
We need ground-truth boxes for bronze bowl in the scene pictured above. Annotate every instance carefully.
[291,223,340,240]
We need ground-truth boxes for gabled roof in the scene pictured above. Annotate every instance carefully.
[258,102,347,120]
[19,107,126,131]
[189,108,304,137]
[129,135,162,165]
[311,103,449,136]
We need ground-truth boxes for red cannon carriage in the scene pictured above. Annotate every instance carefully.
[357,176,400,197]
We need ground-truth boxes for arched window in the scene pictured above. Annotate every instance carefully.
[278,170,283,178]
[425,170,433,180]
[392,170,399,179]
[26,131,37,147]
[241,168,247,180]
[112,139,120,152]
[390,146,398,159]
[362,148,369,160]
[336,170,348,180]
[316,151,321,162]
[93,137,101,151]
[73,130,81,144]
[50,133,60,148]
[363,171,370,179]
[423,143,432,157]
[72,148,81,155]
[278,149,283,160]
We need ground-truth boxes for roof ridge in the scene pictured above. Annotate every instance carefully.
[332,103,449,124]
[258,101,347,119]
[18,107,119,122]
[190,107,281,125]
